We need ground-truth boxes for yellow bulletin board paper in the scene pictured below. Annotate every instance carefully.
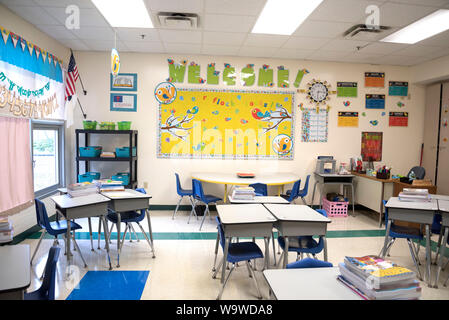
[158,88,295,160]
[338,111,359,127]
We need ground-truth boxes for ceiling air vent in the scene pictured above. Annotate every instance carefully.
[157,12,199,29]
[343,24,392,41]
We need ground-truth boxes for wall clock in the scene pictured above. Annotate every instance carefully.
[307,80,330,105]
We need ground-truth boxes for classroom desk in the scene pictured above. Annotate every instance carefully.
[192,172,300,203]
[228,196,289,204]
[0,244,30,300]
[263,204,331,268]
[50,193,113,270]
[263,267,362,300]
[101,189,155,267]
[384,197,439,286]
[311,172,355,215]
[216,204,276,284]
[434,199,449,288]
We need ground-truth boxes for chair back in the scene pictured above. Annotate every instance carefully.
[175,173,183,195]
[215,217,226,249]
[299,175,310,196]
[34,199,51,231]
[40,246,60,300]
[408,166,425,180]
[192,179,205,201]
[136,188,147,218]
[383,200,389,229]
[249,183,268,197]
[286,257,333,269]
[287,180,301,202]
[315,208,328,218]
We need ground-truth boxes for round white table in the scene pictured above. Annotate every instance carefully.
[191,172,300,203]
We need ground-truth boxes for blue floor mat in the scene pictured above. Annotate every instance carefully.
[66,271,149,300]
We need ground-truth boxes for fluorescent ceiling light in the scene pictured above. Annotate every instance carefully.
[91,0,153,28]
[381,9,449,44]
[251,0,324,35]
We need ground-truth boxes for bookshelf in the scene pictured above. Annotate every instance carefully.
[75,129,138,189]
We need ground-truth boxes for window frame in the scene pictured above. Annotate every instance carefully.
[31,119,65,199]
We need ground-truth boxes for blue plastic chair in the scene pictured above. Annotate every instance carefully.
[212,217,264,300]
[249,183,268,197]
[106,188,155,258]
[173,173,195,220]
[191,179,222,231]
[25,247,60,300]
[31,199,87,267]
[277,209,328,262]
[281,179,301,203]
[286,257,333,269]
[379,200,423,279]
[286,176,310,205]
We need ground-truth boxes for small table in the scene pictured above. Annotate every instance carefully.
[312,172,355,215]
[384,197,438,286]
[228,196,289,204]
[192,172,300,203]
[101,189,155,267]
[263,204,331,268]
[434,199,449,288]
[263,267,362,300]
[216,204,276,284]
[0,244,30,300]
[50,193,113,270]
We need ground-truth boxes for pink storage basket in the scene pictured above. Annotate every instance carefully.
[322,196,348,217]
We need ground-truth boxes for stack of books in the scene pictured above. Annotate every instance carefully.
[100,151,115,158]
[0,217,13,243]
[94,179,125,192]
[231,186,256,200]
[398,188,431,202]
[337,255,421,300]
[67,182,99,197]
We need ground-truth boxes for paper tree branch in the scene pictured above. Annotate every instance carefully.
[160,113,195,141]
[260,106,292,133]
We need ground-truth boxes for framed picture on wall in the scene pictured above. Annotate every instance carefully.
[110,73,137,91]
[110,93,137,112]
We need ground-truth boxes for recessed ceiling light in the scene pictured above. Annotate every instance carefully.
[251,0,324,35]
[91,0,153,28]
[381,9,449,44]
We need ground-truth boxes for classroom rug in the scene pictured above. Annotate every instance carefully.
[66,270,149,300]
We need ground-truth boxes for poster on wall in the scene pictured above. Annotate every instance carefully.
[366,94,385,109]
[361,131,383,161]
[338,111,359,127]
[110,73,137,91]
[389,112,408,127]
[337,82,358,97]
[301,108,328,142]
[110,93,137,112]
[388,81,408,96]
[365,72,385,87]
[157,87,295,159]
[0,26,65,119]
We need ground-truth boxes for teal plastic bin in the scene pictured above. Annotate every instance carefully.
[115,147,136,158]
[111,174,129,186]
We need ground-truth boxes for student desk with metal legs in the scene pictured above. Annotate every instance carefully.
[383,197,439,287]
[216,204,276,285]
[50,194,113,270]
[101,189,155,267]
[434,199,449,288]
[263,204,331,268]
[263,267,362,300]
[311,173,355,215]
[0,244,30,300]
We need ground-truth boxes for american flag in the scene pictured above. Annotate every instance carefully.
[65,52,79,101]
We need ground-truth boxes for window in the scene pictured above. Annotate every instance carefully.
[32,120,64,198]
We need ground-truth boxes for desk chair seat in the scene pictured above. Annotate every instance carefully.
[191,179,222,231]
[281,179,301,203]
[25,247,60,300]
[48,220,83,235]
[249,183,268,197]
[286,257,333,269]
[212,217,264,300]
[173,173,195,220]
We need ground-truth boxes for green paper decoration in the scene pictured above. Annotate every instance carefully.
[188,65,201,83]
[223,67,236,86]
[241,67,255,86]
[294,69,307,88]
[168,63,186,83]
[207,66,219,85]
[258,68,273,87]
[278,69,289,88]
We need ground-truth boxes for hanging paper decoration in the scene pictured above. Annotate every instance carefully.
[111,48,120,77]
[258,65,273,87]
[343,101,350,107]
[241,64,255,86]
[223,63,236,86]
[294,69,309,88]
[277,66,289,88]
[207,63,219,85]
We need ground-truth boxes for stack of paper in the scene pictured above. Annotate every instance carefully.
[0,217,13,243]
[337,255,421,300]
[67,182,99,197]
[100,152,115,158]
[231,186,256,200]
[399,188,431,202]
[94,179,125,192]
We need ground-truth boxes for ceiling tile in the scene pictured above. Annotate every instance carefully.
[356,42,409,55]
[271,48,315,60]
[304,50,351,62]
[202,31,247,46]
[115,28,161,42]
[204,0,266,16]
[282,36,330,50]
[243,34,288,48]
[0,0,36,6]
[34,0,95,8]
[164,42,202,54]
[417,30,449,48]
[145,0,204,13]
[392,44,444,57]
[339,52,386,63]
[158,29,202,43]
[122,40,165,53]
[379,2,439,27]
[293,20,354,38]
[35,24,77,40]
[6,5,60,25]
[201,44,241,56]
[57,38,90,51]
[203,14,257,32]
[43,7,110,27]
[71,26,115,40]
[82,39,127,52]
[238,45,277,58]
[371,54,429,66]
[387,0,449,8]
[319,39,370,52]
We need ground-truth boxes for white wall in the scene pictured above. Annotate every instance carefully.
[71,51,426,205]
[411,54,449,85]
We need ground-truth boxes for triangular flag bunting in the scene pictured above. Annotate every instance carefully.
[20,38,26,52]
[26,40,34,56]
[10,32,18,48]
[35,46,41,60]
[0,27,9,45]
[42,50,47,63]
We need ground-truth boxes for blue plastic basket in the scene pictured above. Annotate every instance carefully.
[115,147,136,158]
[79,146,102,157]
[111,174,129,186]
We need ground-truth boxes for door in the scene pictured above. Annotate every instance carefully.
[437,82,449,195]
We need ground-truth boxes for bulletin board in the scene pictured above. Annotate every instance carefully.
[157,88,295,159]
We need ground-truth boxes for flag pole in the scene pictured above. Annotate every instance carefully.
[70,48,87,95]
[76,97,87,119]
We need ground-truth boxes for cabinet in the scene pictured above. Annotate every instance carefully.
[75,129,138,188]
